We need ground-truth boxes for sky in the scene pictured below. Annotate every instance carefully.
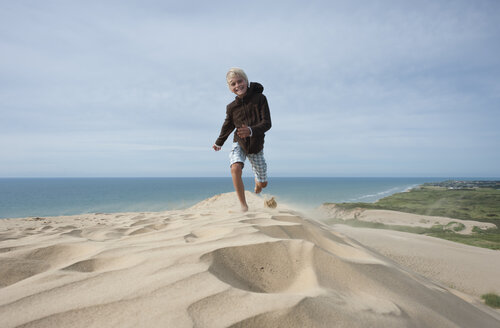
[1,0,499,178]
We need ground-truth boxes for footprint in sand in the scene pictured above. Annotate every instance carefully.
[130,219,153,227]
[184,227,234,243]
[62,256,136,273]
[128,223,168,236]
[201,239,318,293]
[62,229,83,238]
[241,218,298,227]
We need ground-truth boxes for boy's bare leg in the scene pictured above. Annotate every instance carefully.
[231,163,248,212]
[254,180,268,194]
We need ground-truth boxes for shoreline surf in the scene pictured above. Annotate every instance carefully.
[1,177,454,219]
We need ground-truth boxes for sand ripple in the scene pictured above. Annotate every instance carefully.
[0,191,499,327]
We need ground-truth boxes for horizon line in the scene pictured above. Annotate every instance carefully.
[1,176,499,179]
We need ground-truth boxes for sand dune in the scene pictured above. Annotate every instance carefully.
[320,204,496,234]
[333,224,500,298]
[1,192,499,327]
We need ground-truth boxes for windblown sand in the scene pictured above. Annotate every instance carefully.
[333,225,500,298]
[1,192,499,327]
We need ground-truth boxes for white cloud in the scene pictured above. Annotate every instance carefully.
[1,0,499,177]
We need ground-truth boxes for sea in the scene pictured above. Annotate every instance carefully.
[0,177,478,219]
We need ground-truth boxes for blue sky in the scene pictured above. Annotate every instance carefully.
[1,0,499,177]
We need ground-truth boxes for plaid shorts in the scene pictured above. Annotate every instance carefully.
[229,142,267,182]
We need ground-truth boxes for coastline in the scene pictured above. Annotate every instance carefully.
[1,191,499,327]
[0,177,446,219]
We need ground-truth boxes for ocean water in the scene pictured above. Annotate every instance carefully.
[0,177,452,219]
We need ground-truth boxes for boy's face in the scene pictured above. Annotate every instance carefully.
[228,76,248,98]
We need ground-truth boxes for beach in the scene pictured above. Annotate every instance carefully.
[1,191,499,327]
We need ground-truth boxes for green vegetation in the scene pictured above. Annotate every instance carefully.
[325,181,500,250]
[327,218,500,250]
[481,293,500,308]
[424,180,500,189]
[426,231,500,250]
[326,218,445,234]
[445,221,465,232]
[329,186,500,226]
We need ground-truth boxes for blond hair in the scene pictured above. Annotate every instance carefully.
[226,67,249,86]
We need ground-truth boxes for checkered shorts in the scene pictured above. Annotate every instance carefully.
[229,142,267,182]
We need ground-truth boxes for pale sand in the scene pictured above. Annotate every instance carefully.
[1,192,499,327]
[319,204,497,234]
[333,225,500,298]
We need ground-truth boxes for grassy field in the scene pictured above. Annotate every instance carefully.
[327,185,500,250]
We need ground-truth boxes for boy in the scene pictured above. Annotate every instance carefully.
[213,68,272,212]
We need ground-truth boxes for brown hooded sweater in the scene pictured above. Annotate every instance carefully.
[214,82,272,154]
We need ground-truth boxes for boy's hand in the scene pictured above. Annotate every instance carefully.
[212,144,221,151]
[237,125,251,138]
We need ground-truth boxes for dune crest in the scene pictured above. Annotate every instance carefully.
[0,192,499,327]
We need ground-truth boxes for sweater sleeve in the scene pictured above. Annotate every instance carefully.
[250,95,272,136]
[214,106,235,147]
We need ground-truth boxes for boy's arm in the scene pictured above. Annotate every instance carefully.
[214,107,235,148]
[249,96,272,136]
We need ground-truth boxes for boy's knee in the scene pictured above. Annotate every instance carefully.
[231,162,243,175]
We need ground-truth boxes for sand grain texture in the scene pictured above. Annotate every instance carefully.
[1,192,499,327]
[334,225,500,298]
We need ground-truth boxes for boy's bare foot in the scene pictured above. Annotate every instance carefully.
[241,204,249,212]
[254,180,268,194]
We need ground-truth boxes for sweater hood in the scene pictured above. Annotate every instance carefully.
[249,82,264,94]
[235,82,264,103]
